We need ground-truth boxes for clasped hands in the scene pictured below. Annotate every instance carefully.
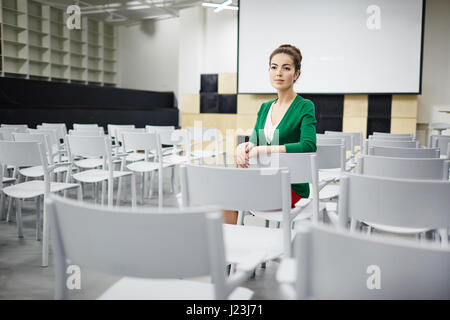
[234,142,259,168]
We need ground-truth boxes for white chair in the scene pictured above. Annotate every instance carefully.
[180,164,291,261]
[357,155,449,180]
[368,145,440,158]
[68,128,104,136]
[334,173,450,245]
[369,135,414,141]
[66,135,136,207]
[1,124,28,133]
[187,126,227,166]
[122,132,171,207]
[316,143,346,201]
[0,127,18,141]
[145,125,175,131]
[277,224,450,299]
[0,141,81,267]
[73,123,100,130]
[325,131,363,156]
[244,153,323,228]
[40,123,67,143]
[47,195,255,300]
[364,139,419,154]
[373,132,414,138]
[428,122,450,135]
[429,135,450,157]
[107,124,135,150]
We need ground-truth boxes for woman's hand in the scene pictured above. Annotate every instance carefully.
[235,142,253,167]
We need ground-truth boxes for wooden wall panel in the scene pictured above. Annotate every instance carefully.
[218,73,237,94]
[237,94,276,114]
[181,94,200,114]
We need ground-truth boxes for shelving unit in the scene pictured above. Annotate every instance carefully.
[0,0,117,85]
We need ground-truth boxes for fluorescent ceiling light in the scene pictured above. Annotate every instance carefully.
[214,0,232,12]
[127,1,142,5]
[202,1,238,11]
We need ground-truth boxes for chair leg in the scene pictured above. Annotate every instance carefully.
[170,166,175,193]
[77,185,83,201]
[149,171,155,197]
[131,173,136,208]
[36,196,41,241]
[116,177,122,207]
[102,180,107,206]
[223,153,227,167]
[0,191,5,220]
[141,173,145,205]
[93,182,98,203]
[158,168,163,208]
[108,177,113,207]
[7,194,14,222]
[42,200,50,267]
[16,198,23,238]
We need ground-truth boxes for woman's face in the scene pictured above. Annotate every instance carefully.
[269,53,299,91]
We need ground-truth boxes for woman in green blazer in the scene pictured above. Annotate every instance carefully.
[225,44,317,224]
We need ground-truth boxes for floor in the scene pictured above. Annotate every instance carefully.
[0,167,287,300]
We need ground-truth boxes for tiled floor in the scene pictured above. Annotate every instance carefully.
[0,168,287,300]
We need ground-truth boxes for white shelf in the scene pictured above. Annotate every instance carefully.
[1,3,117,86]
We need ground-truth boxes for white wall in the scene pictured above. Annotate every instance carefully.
[178,6,237,103]
[417,0,450,123]
[117,17,180,101]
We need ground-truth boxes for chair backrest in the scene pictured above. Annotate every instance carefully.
[368,145,440,158]
[68,129,104,136]
[47,195,229,300]
[338,172,450,231]
[430,135,450,155]
[122,132,162,160]
[73,123,99,130]
[291,224,450,299]
[321,134,352,153]
[369,135,414,141]
[29,128,59,150]
[0,127,18,141]
[357,155,449,180]
[253,153,320,220]
[145,125,176,131]
[316,144,345,170]
[116,128,145,145]
[107,124,135,140]
[373,132,414,138]
[181,164,289,212]
[365,139,419,152]
[0,141,47,169]
[66,135,110,159]
[1,124,28,133]
[40,123,67,141]
[325,131,362,151]
[13,132,53,164]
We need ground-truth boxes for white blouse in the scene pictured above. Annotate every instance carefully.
[264,101,281,143]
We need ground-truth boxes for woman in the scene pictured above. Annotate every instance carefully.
[225,44,317,224]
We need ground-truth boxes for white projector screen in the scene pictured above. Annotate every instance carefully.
[238,0,424,94]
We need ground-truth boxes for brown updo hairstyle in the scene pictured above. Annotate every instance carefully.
[269,44,302,82]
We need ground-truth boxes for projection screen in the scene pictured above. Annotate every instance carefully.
[238,0,424,94]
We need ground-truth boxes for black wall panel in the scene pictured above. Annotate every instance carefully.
[367,94,392,137]
[218,94,237,114]
[200,92,219,113]
[301,94,344,133]
[200,74,218,93]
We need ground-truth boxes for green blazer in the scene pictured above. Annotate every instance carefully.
[249,94,317,198]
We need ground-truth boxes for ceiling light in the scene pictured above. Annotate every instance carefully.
[214,0,232,12]
[127,5,151,10]
[202,1,238,11]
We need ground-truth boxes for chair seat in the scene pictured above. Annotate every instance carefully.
[1,177,16,184]
[223,224,285,265]
[2,180,79,199]
[251,201,326,222]
[163,155,199,165]
[125,153,146,162]
[319,169,341,182]
[72,169,131,183]
[191,150,225,158]
[19,165,70,178]
[74,158,104,169]
[319,184,339,200]
[127,161,172,173]
[98,278,253,300]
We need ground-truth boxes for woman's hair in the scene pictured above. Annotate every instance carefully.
[269,44,302,81]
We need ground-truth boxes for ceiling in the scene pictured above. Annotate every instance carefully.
[36,0,238,25]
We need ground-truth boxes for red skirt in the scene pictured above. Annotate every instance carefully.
[291,189,302,208]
